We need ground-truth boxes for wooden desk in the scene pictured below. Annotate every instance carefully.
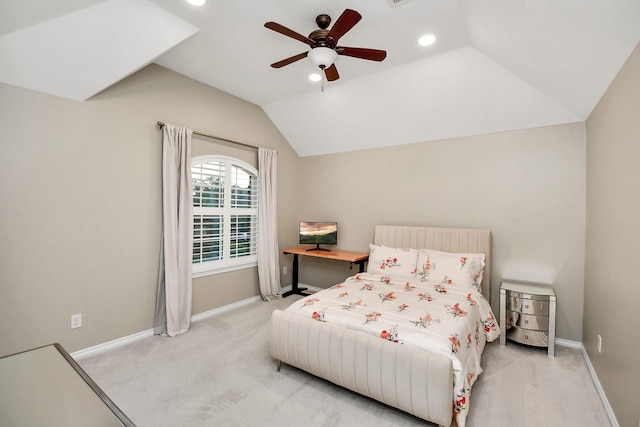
[282,247,369,297]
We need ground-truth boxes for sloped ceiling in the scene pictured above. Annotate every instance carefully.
[0,0,199,101]
[1,0,639,156]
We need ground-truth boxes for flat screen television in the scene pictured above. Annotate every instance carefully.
[299,221,338,251]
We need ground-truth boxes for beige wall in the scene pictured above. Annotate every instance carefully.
[0,64,300,356]
[585,42,640,427]
[292,124,586,341]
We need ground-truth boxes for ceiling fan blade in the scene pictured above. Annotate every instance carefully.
[270,52,309,68]
[337,46,387,62]
[265,22,315,47]
[324,64,340,81]
[326,9,362,46]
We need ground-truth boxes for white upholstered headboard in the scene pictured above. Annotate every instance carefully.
[374,225,492,298]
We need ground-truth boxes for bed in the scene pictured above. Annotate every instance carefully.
[270,225,499,427]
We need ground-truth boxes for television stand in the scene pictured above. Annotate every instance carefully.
[306,244,330,251]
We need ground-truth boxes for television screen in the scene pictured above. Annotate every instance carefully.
[299,221,338,249]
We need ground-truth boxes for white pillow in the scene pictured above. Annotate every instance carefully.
[416,249,485,289]
[367,244,418,278]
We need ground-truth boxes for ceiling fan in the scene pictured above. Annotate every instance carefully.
[264,9,387,82]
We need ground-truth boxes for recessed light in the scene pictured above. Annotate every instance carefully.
[187,0,205,6]
[309,73,322,82]
[418,34,436,46]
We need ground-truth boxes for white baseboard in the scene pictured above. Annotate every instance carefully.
[579,343,619,427]
[71,328,154,360]
[71,295,263,360]
[190,295,262,322]
[555,337,582,349]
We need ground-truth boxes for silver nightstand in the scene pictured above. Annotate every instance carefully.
[500,281,556,356]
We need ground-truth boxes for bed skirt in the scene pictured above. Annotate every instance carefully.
[270,309,454,426]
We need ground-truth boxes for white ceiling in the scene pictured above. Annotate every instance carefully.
[1,0,639,156]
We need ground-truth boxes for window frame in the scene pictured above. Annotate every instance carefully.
[191,155,258,278]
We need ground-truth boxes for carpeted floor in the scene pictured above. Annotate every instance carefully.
[78,296,611,426]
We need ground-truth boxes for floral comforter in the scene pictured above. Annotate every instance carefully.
[285,272,500,427]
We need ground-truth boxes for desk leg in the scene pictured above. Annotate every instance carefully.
[357,260,366,273]
[283,254,307,297]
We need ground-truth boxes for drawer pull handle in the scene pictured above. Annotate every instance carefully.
[525,304,530,309]
[524,320,529,324]
[524,335,529,339]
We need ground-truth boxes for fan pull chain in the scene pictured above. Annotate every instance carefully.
[321,70,325,92]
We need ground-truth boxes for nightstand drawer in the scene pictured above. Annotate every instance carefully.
[507,295,549,316]
[506,326,549,347]
[507,311,549,331]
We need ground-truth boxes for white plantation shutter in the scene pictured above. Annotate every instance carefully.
[192,161,224,208]
[193,215,223,263]
[192,155,258,276]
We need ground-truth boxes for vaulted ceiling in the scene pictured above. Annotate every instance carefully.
[2,0,639,156]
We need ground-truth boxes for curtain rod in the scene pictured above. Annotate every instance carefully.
[156,121,258,151]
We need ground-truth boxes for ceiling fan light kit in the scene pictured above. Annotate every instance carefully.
[265,9,386,85]
[308,47,338,69]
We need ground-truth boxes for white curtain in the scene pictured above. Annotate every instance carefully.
[154,123,193,337]
[257,147,282,300]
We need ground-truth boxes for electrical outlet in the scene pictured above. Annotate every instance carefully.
[71,313,82,329]
[597,334,602,353]
[283,266,288,275]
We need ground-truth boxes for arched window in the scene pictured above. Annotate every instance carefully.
[191,155,258,276]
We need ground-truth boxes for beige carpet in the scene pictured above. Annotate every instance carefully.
[78,296,611,427]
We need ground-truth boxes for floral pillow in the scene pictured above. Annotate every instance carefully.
[416,249,485,290]
[367,244,419,278]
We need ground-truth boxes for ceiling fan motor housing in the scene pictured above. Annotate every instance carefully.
[308,14,337,69]
[309,29,330,47]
